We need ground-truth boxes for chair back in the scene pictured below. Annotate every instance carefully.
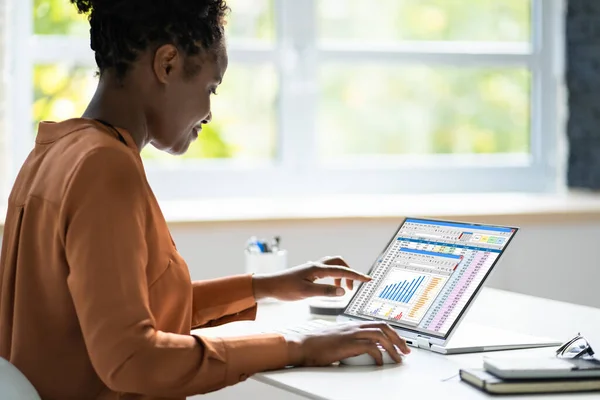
[0,358,41,400]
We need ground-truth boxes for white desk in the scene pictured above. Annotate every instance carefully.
[196,288,600,399]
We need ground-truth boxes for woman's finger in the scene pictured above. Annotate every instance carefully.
[303,282,346,297]
[359,322,410,354]
[309,264,371,282]
[350,328,403,363]
[346,278,354,291]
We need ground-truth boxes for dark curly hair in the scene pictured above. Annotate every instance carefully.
[71,0,230,79]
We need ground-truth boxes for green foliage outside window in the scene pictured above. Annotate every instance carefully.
[32,0,531,159]
[34,0,88,36]
[32,0,275,160]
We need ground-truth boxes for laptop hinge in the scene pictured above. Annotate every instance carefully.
[417,336,431,349]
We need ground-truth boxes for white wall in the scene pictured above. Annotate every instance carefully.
[172,218,600,309]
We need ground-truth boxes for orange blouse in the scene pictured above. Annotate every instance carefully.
[0,119,289,399]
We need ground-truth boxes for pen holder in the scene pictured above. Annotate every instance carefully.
[245,249,288,276]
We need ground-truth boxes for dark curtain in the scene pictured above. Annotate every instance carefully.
[567,0,600,189]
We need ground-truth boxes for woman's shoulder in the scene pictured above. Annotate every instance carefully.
[50,118,136,157]
[37,119,148,200]
[57,126,150,215]
[43,119,143,179]
[10,119,145,205]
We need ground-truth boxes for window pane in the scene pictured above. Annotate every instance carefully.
[319,0,530,43]
[33,0,275,40]
[225,0,275,41]
[318,66,530,157]
[33,64,278,161]
[143,65,278,161]
[33,64,96,131]
[34,0,89,36]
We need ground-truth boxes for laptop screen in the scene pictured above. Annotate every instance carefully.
[343,218,518,339]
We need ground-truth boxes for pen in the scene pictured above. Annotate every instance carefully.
[272,236,280,251]
[246,236,262,253]
[246,236,281,253]
[257,241,266,253]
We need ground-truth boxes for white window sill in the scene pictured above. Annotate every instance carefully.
[158,191,600,226]
[3,192,600,231]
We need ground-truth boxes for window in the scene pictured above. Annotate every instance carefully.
[0,0,7,203]
[4,0,562,200]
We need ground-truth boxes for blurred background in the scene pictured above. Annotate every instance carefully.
[3,0,600,331]
[1,0,548,202]
[5,1,600,398]
[30,0,531,162]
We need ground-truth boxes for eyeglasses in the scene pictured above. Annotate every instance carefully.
[556,333,595,359]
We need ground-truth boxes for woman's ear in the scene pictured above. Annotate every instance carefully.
[153,44,179,84]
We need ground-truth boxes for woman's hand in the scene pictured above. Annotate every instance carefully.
[285,321,411,366]
[252,256,371,301]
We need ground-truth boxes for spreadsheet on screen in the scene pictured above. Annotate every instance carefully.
[345,219,516,338]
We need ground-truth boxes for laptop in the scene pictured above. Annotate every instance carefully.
[278,217,562,355]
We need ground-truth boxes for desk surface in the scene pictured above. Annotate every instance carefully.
[196,288,600,400]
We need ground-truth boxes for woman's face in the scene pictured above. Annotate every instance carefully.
[146,42,228,155]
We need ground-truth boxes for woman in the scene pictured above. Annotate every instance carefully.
[0,0,409,399]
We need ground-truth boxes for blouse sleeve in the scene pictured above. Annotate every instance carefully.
[191,275,258,329]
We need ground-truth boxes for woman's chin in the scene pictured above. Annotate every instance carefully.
[150,131,195,156]
[168,142,191,156]
[152,141,189,156]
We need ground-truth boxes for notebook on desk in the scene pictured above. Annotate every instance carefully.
[275,217,562,355]
[460,368,600,394]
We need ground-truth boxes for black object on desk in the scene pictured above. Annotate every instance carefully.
[308,297,347,316]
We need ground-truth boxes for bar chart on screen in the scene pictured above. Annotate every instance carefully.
[378,275,425,303]
[365,301,406,322]
[363,267,449,325]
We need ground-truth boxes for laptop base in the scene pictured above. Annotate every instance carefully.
[423,321,562,355]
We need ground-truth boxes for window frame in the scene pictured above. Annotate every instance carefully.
[0,0,7,203]
[5,0,564,201]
